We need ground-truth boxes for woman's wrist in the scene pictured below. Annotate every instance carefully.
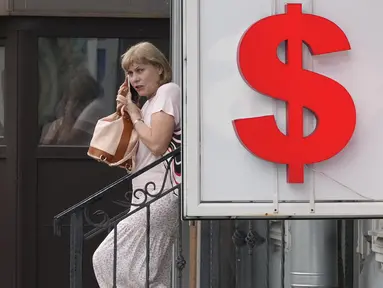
[130,112,140,121]
[133,118,144,127]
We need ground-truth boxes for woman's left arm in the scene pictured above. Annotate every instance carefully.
[125,84,180,156]
[131,112,174,156]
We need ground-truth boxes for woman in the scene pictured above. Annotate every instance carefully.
[92,42,181,288]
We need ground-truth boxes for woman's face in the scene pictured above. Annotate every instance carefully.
[127,62,162,98]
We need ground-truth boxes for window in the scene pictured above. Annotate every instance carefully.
[38,37,168,146]
[38,38,125,146]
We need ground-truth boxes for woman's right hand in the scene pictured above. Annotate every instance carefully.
[118,81,129,96]
[116,80,130,113]
[116,102,124,114]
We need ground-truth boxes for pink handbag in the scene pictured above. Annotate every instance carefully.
[87,80,138,171]
[87,110,137,171]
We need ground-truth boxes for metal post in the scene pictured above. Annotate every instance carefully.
[171,0,183,85]
[289,220,338,287]
[69,210,84,288]
[170,1,185,286]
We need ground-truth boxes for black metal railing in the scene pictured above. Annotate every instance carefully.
[54,147,185,288]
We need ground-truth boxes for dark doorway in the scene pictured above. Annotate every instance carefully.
[1,17,170,288]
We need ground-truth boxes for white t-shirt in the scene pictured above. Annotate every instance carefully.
[132,82,181,191]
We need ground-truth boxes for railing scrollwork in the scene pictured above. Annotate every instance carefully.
[53,147,184,288]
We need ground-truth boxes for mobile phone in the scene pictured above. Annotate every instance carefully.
[122,76,146,107]
[123,76,139,104]
[129,83,140,104]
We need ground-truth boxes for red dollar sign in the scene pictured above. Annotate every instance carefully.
[233,3,356,183]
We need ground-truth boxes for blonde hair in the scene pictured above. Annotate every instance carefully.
[121,42,172,85]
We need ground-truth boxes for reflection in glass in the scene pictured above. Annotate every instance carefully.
[0,46,5,144]
[38,37,169,146]
[38,38,123,145]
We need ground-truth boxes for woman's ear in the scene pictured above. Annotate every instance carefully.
[157,66,163,76]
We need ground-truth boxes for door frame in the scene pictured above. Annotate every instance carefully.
[0,20,17,288]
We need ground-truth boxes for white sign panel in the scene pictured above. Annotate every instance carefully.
[182,0,383,218]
